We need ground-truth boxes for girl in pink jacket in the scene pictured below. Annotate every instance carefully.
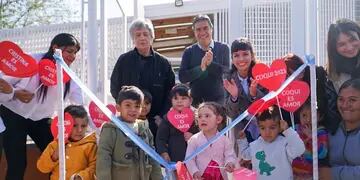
[186,102,238,180]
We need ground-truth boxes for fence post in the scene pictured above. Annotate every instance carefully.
[229,0,244,41]
[100,0,108,104]
[87,0,98,95]
[291,0,306,57]
[55,50,66,180]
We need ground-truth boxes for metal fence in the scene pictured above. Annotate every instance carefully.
[0,0,357,86]
[0,18,128,82]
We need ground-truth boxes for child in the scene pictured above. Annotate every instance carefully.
[238,106,305,180]
[283,53,329,129]
[96,86,162,180]
[136,89,152,129]
[292,100,329,180]
[156,84,198,162]
[37,105,97,180]
[186,102,238,180]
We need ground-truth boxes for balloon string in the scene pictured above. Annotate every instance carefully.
[275,96,284,120]
[290,112,295,130]
[243,101,266,131]
[33,84,43,94]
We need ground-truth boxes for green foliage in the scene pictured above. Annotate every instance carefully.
[0,0,78,29]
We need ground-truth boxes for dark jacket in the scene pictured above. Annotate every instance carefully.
[315,67,341,134]
[110,48,175,135]
[156,114,198,162]
[179,42,230,106]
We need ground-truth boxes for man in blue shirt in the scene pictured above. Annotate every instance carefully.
[179,14,230,106]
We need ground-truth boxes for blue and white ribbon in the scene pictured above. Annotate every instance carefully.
[54,52,315,172]
[53,53,172,170]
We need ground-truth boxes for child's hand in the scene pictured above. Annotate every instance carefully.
[193,171,203,180]
[280,119,289,132]
[51,146,59,161]
[161,152,171,162]
[184,132,193,141]
[303,124,312,137]
[72,174,82,180]
[239,130,246,139]
[239,159,252,169]
[154,115,162,127]
[225,162,235,172]
[319,167,332,180]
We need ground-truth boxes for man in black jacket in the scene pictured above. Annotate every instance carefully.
[110,18,175,138]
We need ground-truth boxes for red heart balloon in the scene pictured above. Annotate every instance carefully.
[0,41,38,77]
[278,80,310,112]
[167,107,194,133]
[89,101,116,128]
[51,112,74,142]
[252,59,287,91]
[38,59,70,86]
[176,162,193,180]
[248,98,276,115]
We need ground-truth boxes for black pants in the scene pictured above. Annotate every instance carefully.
[0,106,52,180]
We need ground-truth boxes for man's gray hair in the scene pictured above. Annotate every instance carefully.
[192,14,213,30]
[129,18,155,39]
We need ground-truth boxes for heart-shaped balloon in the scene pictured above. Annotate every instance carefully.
[233,167,257,180]
[38,59,70,86]
[278,80,310,112]
[176,162,193,180]
[252,59,287,91]
[167,107,194,133]
[51,112,74,142]
[0,41,38,77]
[89,101,117,128]
[248,98,276,115]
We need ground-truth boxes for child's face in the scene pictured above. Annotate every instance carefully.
[299,106,311,127]
[139,100,151,120]
[198,106,222,133]
[116,99,142,123]
[171,94,192,112]
[69,117,88,142]
[232,50,252,75]
[258,119,281,143]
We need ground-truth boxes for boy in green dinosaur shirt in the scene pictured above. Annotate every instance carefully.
[237,105,305,180]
